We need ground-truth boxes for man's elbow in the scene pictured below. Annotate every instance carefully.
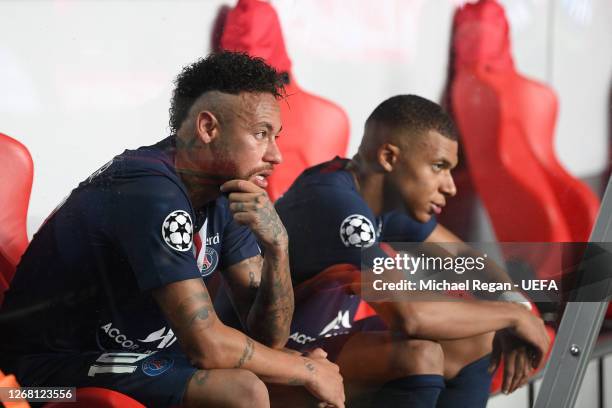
[267,331,290,349]
[247,312,292,349]
[186,338,227,370]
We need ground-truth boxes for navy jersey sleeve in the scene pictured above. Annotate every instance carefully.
[219,217,261,269]
[111,176,201,291]
[379,210,437,242]
[278,185,389,283]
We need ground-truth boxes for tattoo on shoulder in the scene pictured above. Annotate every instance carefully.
[234,337,255,368]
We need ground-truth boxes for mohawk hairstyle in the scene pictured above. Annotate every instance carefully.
[169,51,285,135]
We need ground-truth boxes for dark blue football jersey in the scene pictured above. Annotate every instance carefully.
[0,137,259,356]
[275,157,437,286]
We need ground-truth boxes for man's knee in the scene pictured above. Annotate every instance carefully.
[184,369,269,408]
[232,370,269,408]
[391,339,444,377]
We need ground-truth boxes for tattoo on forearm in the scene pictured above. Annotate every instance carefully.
[287,358,315,386]
[225,253,292,345]
[234,337,255,368]
[287,378,303,386]
[247,252,294,343]
[255,194,287,247]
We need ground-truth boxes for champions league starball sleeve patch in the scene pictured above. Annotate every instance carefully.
[111,175,202,291]
[339,214,376,248]
[161,210,193,252]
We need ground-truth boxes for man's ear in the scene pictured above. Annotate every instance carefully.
[195,111,220,144]
[377,143,400,172]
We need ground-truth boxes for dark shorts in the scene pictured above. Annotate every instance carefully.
[287,277,387,362]
[1,351,197,407]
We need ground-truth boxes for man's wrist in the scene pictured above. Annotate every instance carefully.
[505,301,529,328]
[287,356,315,386]
[302,357,317,386]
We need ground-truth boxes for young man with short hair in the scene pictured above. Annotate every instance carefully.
[276,94,549,407]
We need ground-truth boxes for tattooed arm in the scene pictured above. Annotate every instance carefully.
[222,253,293,348]
[152,278,344,407]
[220,180,294,348]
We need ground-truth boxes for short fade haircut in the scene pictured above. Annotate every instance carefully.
[169,51,285,135]
[366,94,457,141]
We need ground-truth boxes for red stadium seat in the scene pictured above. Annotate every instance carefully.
[0,133,33,305]
[0,369,30,408]
[448,0,589,392]
[219,0,350,201]
[514,81,600,243]
[449,0,599,278]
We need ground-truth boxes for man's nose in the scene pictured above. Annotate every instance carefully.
[264,137,283,165]
[441,173,457,197]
